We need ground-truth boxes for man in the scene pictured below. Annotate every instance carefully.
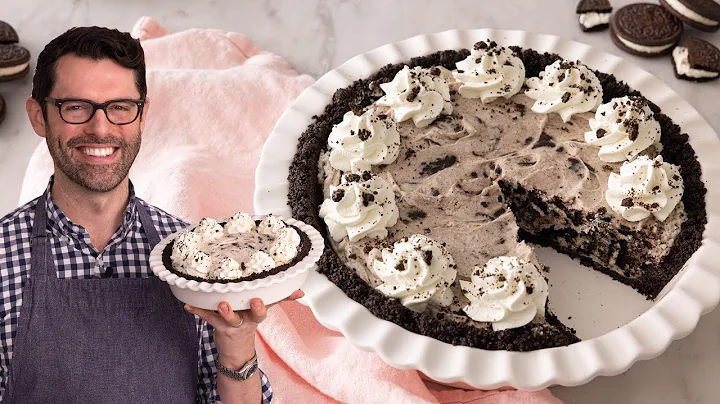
[0,26,300,403]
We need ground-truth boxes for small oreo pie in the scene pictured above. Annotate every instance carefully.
[610,3,683,57]
[166,213,311,283]
[660,0,720,32]
[152,212,323,310]
[672,37,720,82]
[576,0,613,32]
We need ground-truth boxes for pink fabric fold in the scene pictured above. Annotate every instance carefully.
[19,17,563,404]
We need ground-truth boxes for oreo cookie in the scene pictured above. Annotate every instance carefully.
[0,93,5,125]
[0,44,30,82]
[577,0,613,32]
[672,37,720,82]
[610,3,683,57]
[660,0,720,32]
[0,21,18,45]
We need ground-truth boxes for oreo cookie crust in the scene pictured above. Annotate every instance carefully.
[672,37,720,82]
[610,3,683,57]
[287,47,706,351]
[660,0,720,32]
[0,44,30,82]
[576,0,613,32]
[0,21,18,44]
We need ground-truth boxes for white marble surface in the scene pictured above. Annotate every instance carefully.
[1,0,719,402]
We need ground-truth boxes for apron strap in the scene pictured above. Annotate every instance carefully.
[136,201,161,248]
[30,192,54,279]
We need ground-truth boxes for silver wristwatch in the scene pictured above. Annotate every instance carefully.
[216,352,259,381]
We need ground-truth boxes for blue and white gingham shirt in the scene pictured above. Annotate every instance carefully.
[0,178,272,403]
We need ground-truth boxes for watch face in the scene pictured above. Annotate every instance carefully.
[244,362,258,377]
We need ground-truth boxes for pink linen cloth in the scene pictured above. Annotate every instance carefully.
[18,17,563,404]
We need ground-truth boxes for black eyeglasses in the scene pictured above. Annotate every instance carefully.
[45,97,145,125]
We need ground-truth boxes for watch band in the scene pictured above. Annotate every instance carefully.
[216,352,259,381]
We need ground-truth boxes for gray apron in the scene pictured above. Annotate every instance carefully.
[3,192,199,404]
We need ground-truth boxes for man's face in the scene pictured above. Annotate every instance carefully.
[32,55,146,193]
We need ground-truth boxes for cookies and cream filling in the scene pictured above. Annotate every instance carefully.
[606,155,684,222]
[673,46,719,79]
[375,66,453,128]
[461,256,549,331]
[664,0,719,26]
[524,59,603,122]
[171,213,302,280]
[579,12,611,28]
[452,40,526,103]
[0,62,29,76]
[585,96,661,162]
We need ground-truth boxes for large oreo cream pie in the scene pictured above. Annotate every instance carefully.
[289,41,706,351]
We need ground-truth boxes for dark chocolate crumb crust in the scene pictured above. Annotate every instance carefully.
[287,46,706,351]
[162,223,312,283]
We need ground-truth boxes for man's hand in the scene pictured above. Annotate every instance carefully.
[184,290,304,368]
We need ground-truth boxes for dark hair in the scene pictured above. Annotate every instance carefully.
[32,26,146,116]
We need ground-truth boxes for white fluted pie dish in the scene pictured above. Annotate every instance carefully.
[253,29,720,390]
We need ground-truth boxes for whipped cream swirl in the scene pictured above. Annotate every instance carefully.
[257,215,286,237]
[606,155,684,222]
[452,40,526,103]
[185,251,213,278]
[524,59,603,122]
[247,251,276,272]
[373,235,457,311]
[268,227,302,265]
[215,258,244,279]
[327,108,400,172]
[319,172,399,243]
[585,96,660,162]
[461,256,549,331]
[375,65,453,127]
[224,212,256,234]
[171,230,203,265]
[194,218,224,242]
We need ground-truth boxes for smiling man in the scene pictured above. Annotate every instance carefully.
[0,27,298,403]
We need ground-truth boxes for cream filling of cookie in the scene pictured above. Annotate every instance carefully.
[0,62,28,76]
[320,87,686,323]
[664,0,719,26]
[615,34,674,54]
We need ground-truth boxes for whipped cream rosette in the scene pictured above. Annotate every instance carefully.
[584,96,660,162]
[319,172,399,242]
[461,256,549,331]
[375,65,453,128]
[327,108,400,172]
[524,59,603,122]
[606,155,684,222]
[372,235,457,312]
[452,40,526,103]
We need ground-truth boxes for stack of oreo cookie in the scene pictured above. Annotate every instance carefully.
[0,21,31,125]
[576,1,720,83]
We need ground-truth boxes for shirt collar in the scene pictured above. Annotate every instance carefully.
[44,175,139,239]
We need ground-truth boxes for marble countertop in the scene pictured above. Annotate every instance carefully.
[1,0,719,403]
